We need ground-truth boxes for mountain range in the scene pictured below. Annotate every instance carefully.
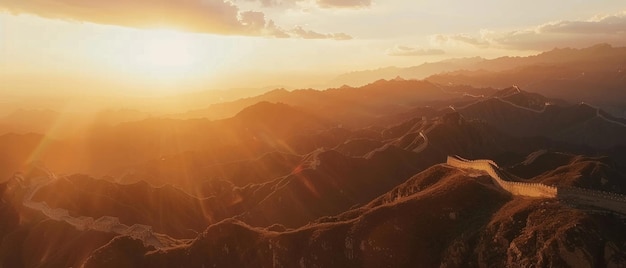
[1,45,626,267]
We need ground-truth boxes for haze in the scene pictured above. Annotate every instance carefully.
[2,1,626,267]
[2,0,626,99]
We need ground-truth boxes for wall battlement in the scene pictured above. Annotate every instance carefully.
[447,156,626,215]
[20,176,181,249]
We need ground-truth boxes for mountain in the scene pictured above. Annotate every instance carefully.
[507,151,626,194]
[426,44,626,116]
[2,67,626,267]
[172,79,497,126]
[30,175,215,238]
[81,163,626,267]
[0,108,153,139]
[62,102,334,176]
[0,109,60,135]
[0,133,61,181]
[92,109,152,127]
[328,57,486,87]
[327,44,626,117]
[456,87,626,148]
[330,44,626,89]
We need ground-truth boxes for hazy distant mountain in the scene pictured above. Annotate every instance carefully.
[0,109,60,135]
[0,108,153,139]
[154,87,276,110]
[0,133,46,181]
[330,44,625,89]
[174,79,497,125]
[427,44,626,115]
[328,57,485,87]
[92,109,152,126]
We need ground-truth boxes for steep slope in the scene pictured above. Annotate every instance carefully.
[234,148,430,228]
[0,179,120,268]
[491,86,568,110]
[508,151,626,194]
[458,89,626,148]
[403,111,580,165]
[1,220,117,268]
[30,175,218,238]
[82,164,626,267]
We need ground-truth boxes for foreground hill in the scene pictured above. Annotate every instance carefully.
[81,164,626,267]
[2,113,625,267]
[1,73,626,267]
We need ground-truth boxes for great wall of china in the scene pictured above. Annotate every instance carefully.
[447,156,626,215]
[8,132,626,252]
[368,117,435,158]
[455,85,626,129]
[12,170,182,249]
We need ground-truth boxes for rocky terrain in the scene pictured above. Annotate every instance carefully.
[1,45,626,267]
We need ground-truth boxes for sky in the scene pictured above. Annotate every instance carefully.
[1,0,626,97]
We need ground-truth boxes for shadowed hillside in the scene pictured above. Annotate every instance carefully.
[2,57,626,267]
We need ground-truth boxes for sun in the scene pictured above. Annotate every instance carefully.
[123,29,203,82]
[89,26,234,95]
[141,31,194,68]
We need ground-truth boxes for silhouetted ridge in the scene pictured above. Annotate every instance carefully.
[458,93,626,148]
[234,101,332,135]
[426,44,626,115]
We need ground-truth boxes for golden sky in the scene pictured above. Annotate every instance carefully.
[1,0,626,97]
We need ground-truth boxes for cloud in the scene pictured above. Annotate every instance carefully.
[387,45,445,56]
[431,11,626,50]
[1,0,249,34]
[317,0,371,8]
[240,0,370,9]
[240,11,269,32]
[539,13,626,34]
[240,0,304,8]
[0,0,349,39]
[291,26,353,40]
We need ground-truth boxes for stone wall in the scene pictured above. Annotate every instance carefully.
[447,156,626,215]
[20,175,177,249]
[447,156,557,198]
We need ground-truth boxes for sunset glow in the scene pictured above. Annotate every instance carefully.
[2,1,626,98]
[108,29,208,81]
[1,1,626,267]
